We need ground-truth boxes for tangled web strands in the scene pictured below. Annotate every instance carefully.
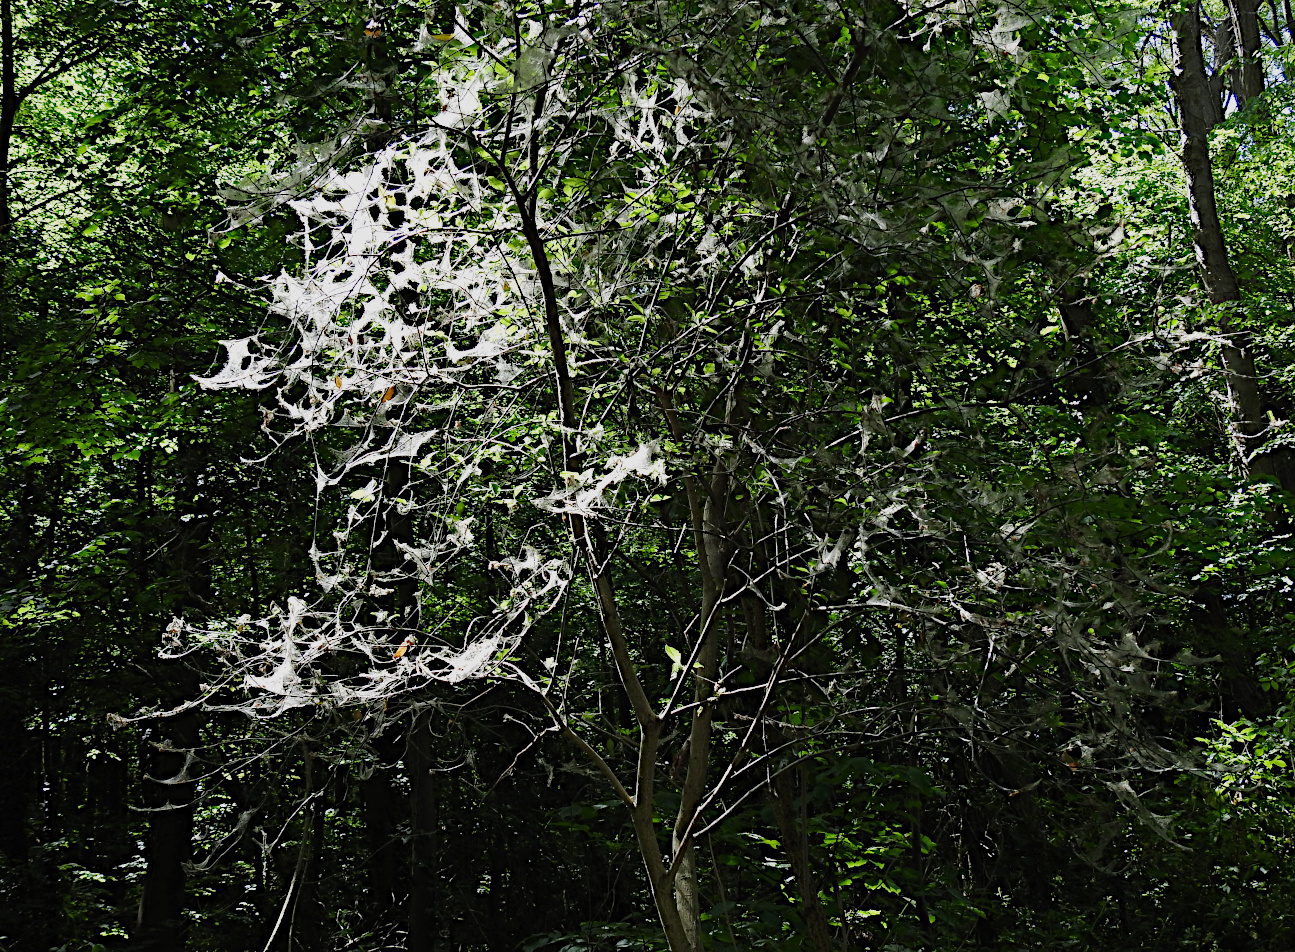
[188,135,590,713]
[177,0,1185,802]
[184,46,697,718]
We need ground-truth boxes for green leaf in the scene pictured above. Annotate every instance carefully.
[665,644,683,678]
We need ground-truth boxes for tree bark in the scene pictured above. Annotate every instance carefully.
[521,184,703,952]
[670,482,728,952]
[0,0,15,235]
[371,455,438,948]
[1228,0,1266,105]
[1171,3,1294,488]
[135,441,211,949]
[265,747,328,951]
[360,731,405,922]
[406,709,440,952]
[0,652,31,860]
[134,690,199,950]
[768,763,837,952]
[1263,0,1284,45]
[1210,17,1233,122]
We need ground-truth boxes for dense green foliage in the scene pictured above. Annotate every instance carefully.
[6,0,1295,950]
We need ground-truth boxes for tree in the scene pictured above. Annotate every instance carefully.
[183,0,1226,949]
[1169,0,1295,488]
[0,0,421,945]
[8,0,1295,946]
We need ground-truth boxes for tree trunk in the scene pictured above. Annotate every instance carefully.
[295,759,329,950]
[0,0,15,234]
[406,709,439,952]
[360,730,404,923]
[135,440,212,948]
[768,764,837,952]
[1228,0,1266,105]
[1263,0,1284,44]
[1171,3,1295,489]
[266,747,328,951]
[134,689,199,950]
[670,550,722,952]
[371,455,437,947]
[0,657,31,860]
[1210,17,1233,120]
[522,195,709,952]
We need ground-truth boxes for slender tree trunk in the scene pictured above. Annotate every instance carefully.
[295,759,328,951]
[406,710,440,952]
[768,762,837,952]
[1171,3,1295,489]
[361,460,410,934]
[1210,17,1234,120]
[665,372,754,952]
[372,455,440,949]
[741,516,838,952]
[1228,0,1266,104]
[0,0,15,235]
[134,693,199,950]
[522,191,699,952]
[0,654,31,860]
[266,747,328,951]
[627,736,695,952]
[360,731,404,920]
[135,441,211,948]
[1264,0,1284,44]
[670,506,725,952]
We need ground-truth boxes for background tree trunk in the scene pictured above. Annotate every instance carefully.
[361,731,405,926]
[406,709,440,952]
[1171,3,1295,489]
[0,0,15,235]
[134,690,199,950]
[1228,0,1267,104]
[134,441,212,949]
[768,762,837,952]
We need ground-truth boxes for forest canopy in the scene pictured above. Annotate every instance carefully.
[4,0,1295,950]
